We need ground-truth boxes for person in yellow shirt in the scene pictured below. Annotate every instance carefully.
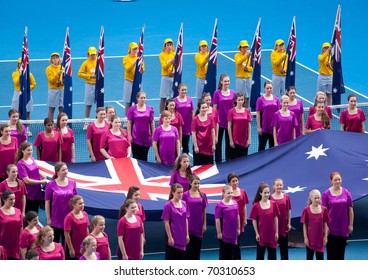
[317,42,333,105]
[159,38,175,113]
[195,40,208,99]
[270,39,288,97]
[45,52,64,121]
[123,42,145,117]
[11,58,36,136]
[78,46,97,130]
[234,40,253,108]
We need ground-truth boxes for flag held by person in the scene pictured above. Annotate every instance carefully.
[130,25,145,105]
[285,16,296,89]
[250,18,262,111]
[19,26,31,120]
[331,5,345,105]
[95,26,105,107]
[172,23,183,97]
[203,18,218,97]
[61,27,73,119]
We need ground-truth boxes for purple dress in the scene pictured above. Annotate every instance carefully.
[272,110,297,145]
[288,99,304,138]
[213,90,236,129]
[10,124,27,145]
[153,125,179,165]
[182,191,208,238]
[169,170,190,192]
[17,157,43,201]
[127,105,154,147]
[215,201,239,245]
[79,251,101,260]
[256,95,280,134]
[174,96,194,136]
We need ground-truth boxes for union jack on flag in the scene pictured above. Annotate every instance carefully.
[172,23,183,97]
[203,18,218,97]
[250,18,262,111]
[61,27,73,119]
[331,5,345,105]
[19,26,31,119]
[95,26,105,107]
[131,25,145,105]
[285,16,296,89]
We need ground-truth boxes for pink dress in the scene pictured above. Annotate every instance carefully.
[34,130,61,162]
[35,242,65,260]
[117,216,143,260]
[89,232,110,260]
[54,127,75,162]
[152,125,179,165]
[0,179,27,212]
[0,137,18,180]
[227,108,252,147]
[64,211,90,259]
[232,189,249,233]
[270,194,292,237]
[191,115,215,155]
[0,208,22,259]
[100,129,131,158]
[339,108,366,132]
[20,226,41,251]
[86,121,109,161]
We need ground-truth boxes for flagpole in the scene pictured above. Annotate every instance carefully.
[130,24,145,106]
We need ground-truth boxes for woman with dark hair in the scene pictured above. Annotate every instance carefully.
[54,112,75,163]
[169,153,193,192]
[8,109,27,144]
[305,101,330,133]
[339,94,366,133]
[0,124,18,182]
[20,210,40,259]
[34,117,61,162]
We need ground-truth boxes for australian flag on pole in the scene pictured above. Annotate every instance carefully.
[130,25,145,105]
[285,16,296,89]
[203,18,218,97]
[19,27,31,120]
[250,18,262,111]
[95,26,105,107]
[61,27,73,119]
[331,5,345,105]
[172,23,183,97]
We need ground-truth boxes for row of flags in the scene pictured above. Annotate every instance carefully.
[17,5,345,119]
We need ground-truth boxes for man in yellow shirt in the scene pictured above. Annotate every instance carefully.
[234,40,253,108]
[78,46,97,130]
[317,42,333,105]
[270,39,288,97]
[195,40,208,99]
[159,38,175,113]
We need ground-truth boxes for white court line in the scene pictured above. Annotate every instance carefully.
[115,101,125,108]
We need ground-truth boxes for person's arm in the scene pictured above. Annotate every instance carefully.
[150,120,155,138]
[45,200,52,225]
[140,232,145,259]
[191,131,199,154]
[152,141,161,164]
[202,207,207,234]
[237,214,241,236]
[348,206,354,234]
[71,143,75,163]
[118,235,128,260]
[20,247,27,260]
[100,148,112,159]
[301,113,305,135]
[228,120,234,148]
[303,223,309,247]
[58,142,62,162]
[215,218,222,240]
[22,176,46,185]
[64,230,75,258]
[36,147,41,160]
[175,139,180,161]
[323,222,329,246]
[178,126,183,149]
[252,219,260,242]
[86,138,96,162]
[273,126,278,146]
[340,123,345,131]
[287,209,291,232]
[211,127,216,152]
[186,218,190,244]
[274,216,279,241]
[293,127,296,140]
[243,205,247,227]
[362,121,366,133]
[256,111,262,135]
[127,120,133,143]
[21,195,26,218]
[164,220,174,246]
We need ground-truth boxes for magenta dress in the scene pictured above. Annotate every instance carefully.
[232,189,249,233]
[174,97,194,136]
[272,111,297,145]
[89,232,110,260]
[0,207,22,259]
[35,242,65,260]
[34,130,61,162]
[300,205,330,252]
[215,201,239,245]
[10,124,27,145]
[20,226,41,251]
[17,158,43,201]
[0,137,18,180]
[44,179,78,229]
[161,200,188,251]
[191,116,215,155]
[288,99,304,138]
[54,127,75,163]
[306,115,329,130]
[86,121,109,161]
[0,179,27,212]
[182,191,208,238]
[213,90,236,129]
[169,170,190,192]
[117,216,143,260]
[270,194,292,237]
[308,105,333,119]
[339,108,366,132]
[158,111,184,134]
[64,211,90,259]
[100,129,131,158]
[127,105,154,147]
[227,108,252,147]
[256,95,280,134]
[136,203,146,223]
[249,200,280,248]
[153,125,179,165]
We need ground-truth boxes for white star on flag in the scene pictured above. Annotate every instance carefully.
[290,71,294,76]
[305,144,329,160]
[283,185,306,194]
[100,88,104,94]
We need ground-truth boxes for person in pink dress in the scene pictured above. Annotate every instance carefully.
[339,94,366,133]
[213,74,236,163]
[162,183,189,260]
[34,225,65,260]
[169,153,193,192]
[286,86,304,137]
[227,173,249,260]
[256,81,280,151]
[20,210,40,259]
[127,91,155,161]
[89,215,111,260]
[34,118,61,162]
[54,113,75,163]
[227,92,252,159]
[270,178,291,260]
[249,183,279,260]
[8,109,27,145]
[0,190,22,259]
[15,142,47,213]
[64,195,90,260]
[182,175,208,260]
[117,199,144,260]
[159,98,184,147]
[191,100,216,166]
[79,236,101,260]
[174,84,194,155]
[301,189,330,260]
[202,92,219,143]
[215,185,240,260]
[308,91,333,119]
[45,162,77,244]
[305,101,330,133]
[272,95,297,146]
[153,110,180,165]
[100,115,131,159]
[0,124,18,182]
[0,164,27,217]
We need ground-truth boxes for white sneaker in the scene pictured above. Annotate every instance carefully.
[83,122,88,131]
[27,127,32,137]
